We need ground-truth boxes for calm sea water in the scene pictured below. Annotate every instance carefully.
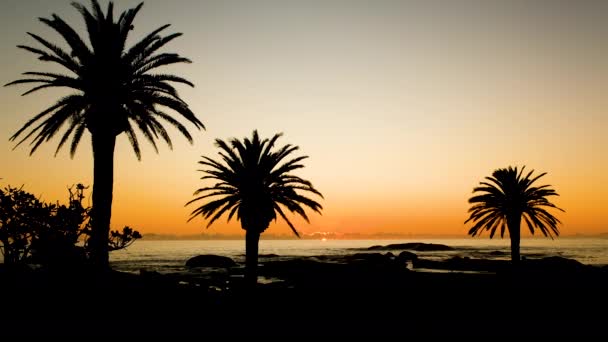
[109,238,608,274]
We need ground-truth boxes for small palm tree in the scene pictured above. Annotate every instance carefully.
[187,130,323,286]
[5,1,204,269]
[465,166,564,264]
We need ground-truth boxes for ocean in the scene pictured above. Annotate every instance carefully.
[109,237,608,274]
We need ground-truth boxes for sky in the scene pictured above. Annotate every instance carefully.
[0,0,606,238]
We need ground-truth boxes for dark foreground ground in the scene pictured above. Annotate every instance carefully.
[1,258,607,338]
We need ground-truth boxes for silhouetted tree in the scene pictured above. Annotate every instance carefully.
[0,183,141,267]
[465,166,563,264]
[0,186,48,264]
[30,184,90,266]
[6,0,204,269]
[187,130,323,286]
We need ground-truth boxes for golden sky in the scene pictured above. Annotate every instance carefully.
[0,0,606,237]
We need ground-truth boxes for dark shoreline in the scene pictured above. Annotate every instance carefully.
[1,253,607,337]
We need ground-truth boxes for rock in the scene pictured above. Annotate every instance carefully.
[348,253,391,263]
[396,251,418,262]
[367,242,453,251]
[524,256,585,272]
[186,255,237,268]
[261,256,410,288]
[413,256,510,272]
[259,254,280,258]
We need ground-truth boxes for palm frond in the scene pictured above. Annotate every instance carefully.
[39,15,91,62]
[26,32,80,72]
[123,23,171,63]
[274,204,300,238]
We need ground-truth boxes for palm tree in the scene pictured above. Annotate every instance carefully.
[5,0,204,269]
[187,130,323,286]
[465,166,563,264]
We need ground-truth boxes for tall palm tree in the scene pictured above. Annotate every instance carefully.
[465,166,563,264]
[187,130,323,286]
[5,0,204,269]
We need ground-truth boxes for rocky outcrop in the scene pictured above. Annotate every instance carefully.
[259,254,280,258]
[347,252,391,263]
[413,256,510,272]
[411,255,591,274]
[260,255,411,289]
[523,256,585,272]
[185,255,237,268]
[396,251,418,262]
[366,242,453,251]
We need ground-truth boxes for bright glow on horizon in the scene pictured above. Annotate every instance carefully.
[0,0,606,238]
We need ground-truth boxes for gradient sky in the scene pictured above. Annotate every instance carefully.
[0,0,606,238]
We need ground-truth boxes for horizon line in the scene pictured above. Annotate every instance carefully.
[141,232,608,240]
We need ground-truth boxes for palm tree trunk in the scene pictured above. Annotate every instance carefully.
[508,217,521,265]
[89,133,116,270]
[245,230,260,287]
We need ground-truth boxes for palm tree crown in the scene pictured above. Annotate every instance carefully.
[6,0,204,157]
[465,166,563,264]
[465,166,563,238]
[187,130,323,236]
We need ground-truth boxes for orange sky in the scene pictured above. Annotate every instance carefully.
[0,0,606,238]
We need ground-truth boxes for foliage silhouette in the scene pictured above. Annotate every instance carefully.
[29,184,90,266]
[5,0,204,269]
[465,166,563,264]
[187,130,323,286]
[108,226,142,251]
[0,186,47,264]
[0,183,141,267]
